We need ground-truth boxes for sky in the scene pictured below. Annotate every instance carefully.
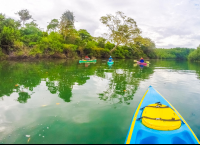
[0,0,200,48]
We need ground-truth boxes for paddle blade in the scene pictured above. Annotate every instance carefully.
[146,61,150,64]
[133,63,137,67]
[134,60,138,63]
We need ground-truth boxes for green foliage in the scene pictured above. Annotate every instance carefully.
[1,26,16,44]
[84,41,97,55]
[100,11,141,53]
[14,40,24,49]
[188,45,200,61]
[0,14,21,49]
[105,41,115,50]
[112,46,135,58]
[59,10,75,40]
[78,29,92,42]
[38,32,64,53]
[0,47,6,59]
[155,48,194,60]
[65,29,80,45]
[94,37,106,48]
[29,46,42,56]
[20,23,43,47]
[47,19,59,32]
[91,47,110,58]
[132,36,156,58]
[63,44,78,51]
[0,11,195,60]
[63,44,78,58]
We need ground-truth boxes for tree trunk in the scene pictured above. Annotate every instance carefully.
[110,43,119,53]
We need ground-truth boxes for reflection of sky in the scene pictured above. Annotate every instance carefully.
[1,64,200,143]
[72,76,111,105]
[0,76,112,141]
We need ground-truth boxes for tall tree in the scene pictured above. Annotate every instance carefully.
[25,20,38,27]
[16,9,32,27]
[0,14,21,51]
[133,36,156,58]
[59,10,75,40]
[47,19,59,32]
[100,11,141,53]
[94,37,106,48]
[78,29,92,41]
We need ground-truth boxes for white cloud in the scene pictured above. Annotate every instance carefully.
[0,0,200,48]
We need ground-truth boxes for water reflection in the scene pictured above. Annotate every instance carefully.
[99,63,154,105]
[0,59,200,143]
[0,60,200,105]
[17,92,31,103]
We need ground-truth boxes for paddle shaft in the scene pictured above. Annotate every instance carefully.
[134,60,150,64]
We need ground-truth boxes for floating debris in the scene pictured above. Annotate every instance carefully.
[39,134,41,136]
[56,103,60,105]
[27,138,31,143]
[25,135,30,138]
[47,127,49,129]
[15,84,19,87]
[42,105,47,107]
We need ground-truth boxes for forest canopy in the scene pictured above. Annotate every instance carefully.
[0,10,198,61]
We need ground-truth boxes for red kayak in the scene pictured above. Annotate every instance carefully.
[137,61,147,66]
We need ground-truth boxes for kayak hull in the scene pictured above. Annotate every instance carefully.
[137,61,147,66]
[107,61,114,65]
[79,59,96,63]
[125,86,199,144]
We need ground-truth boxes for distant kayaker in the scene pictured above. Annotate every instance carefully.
[85,55,90,60]
[109,56,113,62]
[139,57,144,63]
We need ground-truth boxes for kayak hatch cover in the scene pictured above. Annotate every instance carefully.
[125,86,200,144]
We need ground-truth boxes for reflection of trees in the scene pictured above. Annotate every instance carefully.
[0,61,41,98]
[3,59,200,105]
[98,59,154,105]
[17,92,31,103]
[58,85,72,102]
[46,81,57,94]
[0,60,98,103]
[188,62,200,80]
[151,60,200,79]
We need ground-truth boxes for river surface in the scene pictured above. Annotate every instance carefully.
[0,59,200,144]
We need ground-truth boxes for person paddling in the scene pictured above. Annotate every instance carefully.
[85,55,90,60]
[108,56,113,62]
[139,57,144,63]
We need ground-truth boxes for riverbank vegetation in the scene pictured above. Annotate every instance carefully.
[188,45,200,61]
[0,10,199,60]
[154,48,195,60]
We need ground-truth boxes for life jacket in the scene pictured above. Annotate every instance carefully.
[140,59,144,63]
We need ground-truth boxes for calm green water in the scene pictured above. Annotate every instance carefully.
[0,59,200,144]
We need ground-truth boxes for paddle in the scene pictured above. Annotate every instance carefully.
[134,60,150,64]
